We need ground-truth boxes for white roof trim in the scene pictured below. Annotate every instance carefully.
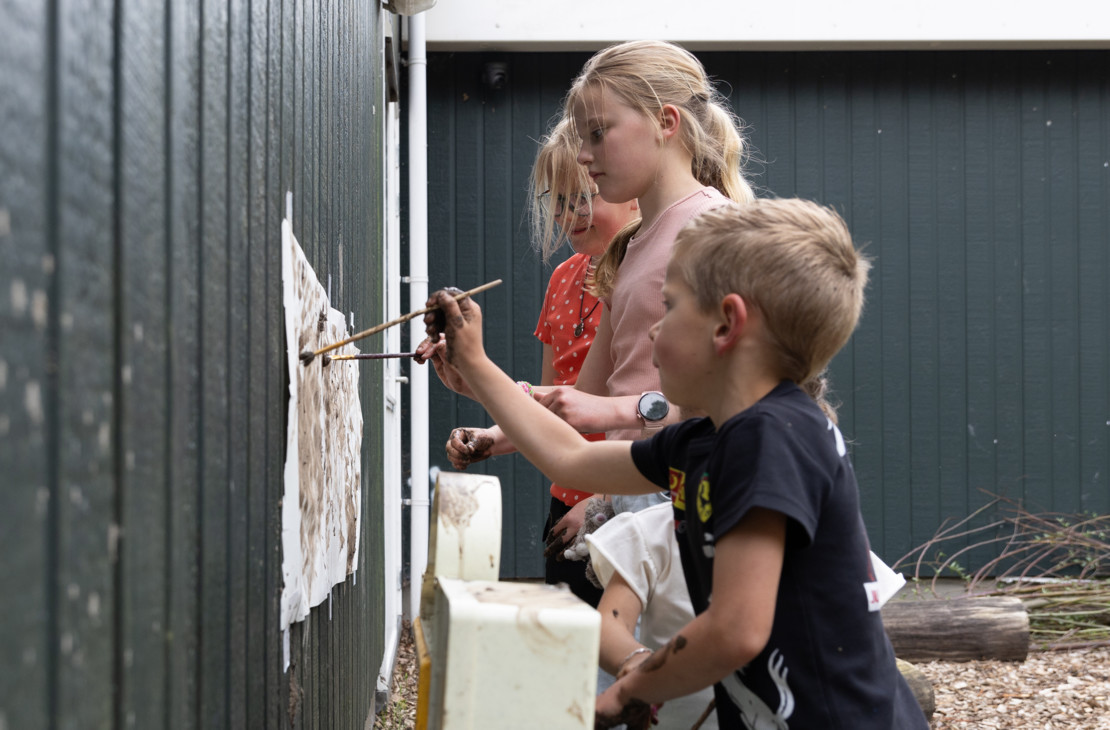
[423,1,1110,51]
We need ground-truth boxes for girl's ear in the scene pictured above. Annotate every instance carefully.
[659,104,681,140]
[714,293,747,355]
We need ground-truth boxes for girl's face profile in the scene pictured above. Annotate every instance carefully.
[555,189,637,258]
[572,86,662,207]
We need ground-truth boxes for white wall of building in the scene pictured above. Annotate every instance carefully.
[424,1,1110,51]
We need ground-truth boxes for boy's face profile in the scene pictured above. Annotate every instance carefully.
[649,260,718,411]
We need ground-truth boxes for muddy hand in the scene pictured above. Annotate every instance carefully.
[446,427,494,469]
[422,287,483,367]
[413,334,445,365]
[546,498,589,559]
[415,333,475,398]
[423,286,463,342]
[594,698,652,730]
[543,524,570,560]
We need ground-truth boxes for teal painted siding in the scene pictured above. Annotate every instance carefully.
[424,50,1110,576]
[0,2,387,728]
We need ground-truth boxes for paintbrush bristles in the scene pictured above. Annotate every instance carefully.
[298,279,502,365]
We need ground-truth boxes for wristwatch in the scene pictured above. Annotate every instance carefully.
[636,391,670,429]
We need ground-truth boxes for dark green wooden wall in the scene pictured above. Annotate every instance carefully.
[424,50,1110,577]
[0,2,387,728]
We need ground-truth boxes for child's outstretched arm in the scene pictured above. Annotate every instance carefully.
[595,508,786,726]
[424,289,657,496]
[596,573,650,677]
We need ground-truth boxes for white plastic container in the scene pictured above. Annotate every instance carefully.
[427,578,600,729]
[419,471,503,622]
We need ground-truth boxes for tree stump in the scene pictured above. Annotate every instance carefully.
[896,658,935,721]
[882,596,1029,662]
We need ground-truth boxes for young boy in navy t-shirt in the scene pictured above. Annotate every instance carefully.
[418,199,928,729]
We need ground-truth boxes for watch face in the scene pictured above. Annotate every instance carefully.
[638,392,669,422]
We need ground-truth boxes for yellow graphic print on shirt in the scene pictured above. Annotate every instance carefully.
[696,474,712,523]
[668,467,686,511]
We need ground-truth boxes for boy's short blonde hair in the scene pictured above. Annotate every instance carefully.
[671,198,870,384]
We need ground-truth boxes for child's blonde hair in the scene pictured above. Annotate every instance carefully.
[566,40,757,297]
[527,117,595,263]
[671,198,871,388]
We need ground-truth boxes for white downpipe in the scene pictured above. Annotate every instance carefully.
[407,12,430,621]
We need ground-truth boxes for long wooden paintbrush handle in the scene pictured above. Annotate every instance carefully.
[328,352,417,361]
[306,278,502,360]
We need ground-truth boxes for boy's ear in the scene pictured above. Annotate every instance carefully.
[659,104,681,139]
[714,293,748,355]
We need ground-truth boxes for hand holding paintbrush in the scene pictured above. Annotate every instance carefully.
[299,279,502,365]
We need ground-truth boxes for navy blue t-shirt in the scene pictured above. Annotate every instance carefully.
[631,381,927,729]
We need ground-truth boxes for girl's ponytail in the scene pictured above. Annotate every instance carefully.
[698,101,756,204]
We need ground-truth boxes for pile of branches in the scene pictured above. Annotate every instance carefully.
[896,495,1110,651]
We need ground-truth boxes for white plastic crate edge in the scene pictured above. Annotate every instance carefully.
[419,471,503,625]
[429,578,601,729]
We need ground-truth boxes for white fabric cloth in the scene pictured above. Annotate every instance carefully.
[587,502,718,729]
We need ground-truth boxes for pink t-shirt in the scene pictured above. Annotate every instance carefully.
[605,187,731,441]
[535,253,606,506]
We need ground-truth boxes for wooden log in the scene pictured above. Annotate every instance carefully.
[882,596,1029,663]
[896,658,935,721]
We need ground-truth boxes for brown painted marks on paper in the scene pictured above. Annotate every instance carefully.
[284,227,363,619]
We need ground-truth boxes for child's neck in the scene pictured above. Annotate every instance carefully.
[704,335,784,427]
[708,373,781,428]
[637,173,707,230]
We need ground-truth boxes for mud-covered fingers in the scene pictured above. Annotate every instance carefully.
[543,527,569,559]
[445,428,473,468]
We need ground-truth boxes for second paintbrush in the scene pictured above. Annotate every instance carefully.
[326,352,417,362]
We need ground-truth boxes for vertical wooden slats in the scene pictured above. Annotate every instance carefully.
[199,0,232,725]
[933,52,970,538]
[265,3,292,726]
[988,55,1026,527]
[1,0,386,727]
[167,2,203,726]
[842,53,887,538]
[1044,53,1082,514]
[54,0,116,727]
[906,54,942,541]
[227,0,251,725]
[244,0,271,725]
[118,1,170,727]
[0,2,51,728]
[1075,51,1110,517]
[1019,54,1054,511]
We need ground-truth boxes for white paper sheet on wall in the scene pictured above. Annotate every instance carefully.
[280,218,363,630]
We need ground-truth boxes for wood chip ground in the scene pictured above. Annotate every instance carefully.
[919,646,1110,729]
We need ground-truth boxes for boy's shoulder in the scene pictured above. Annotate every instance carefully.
[713,382,837,461]
[721,381,820,428]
